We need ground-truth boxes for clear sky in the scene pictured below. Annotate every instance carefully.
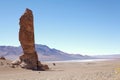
[0,0,120,55]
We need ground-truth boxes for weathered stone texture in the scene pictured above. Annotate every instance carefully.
[19,8,49,70]
[19,8,38,69]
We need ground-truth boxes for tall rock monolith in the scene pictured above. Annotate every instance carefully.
[19,8,38,70]
[19,8,49,70]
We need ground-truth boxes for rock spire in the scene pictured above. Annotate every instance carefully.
[19,8,49,70]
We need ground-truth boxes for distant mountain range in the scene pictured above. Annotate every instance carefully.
[93,54,120,59]
[0,44,94,61]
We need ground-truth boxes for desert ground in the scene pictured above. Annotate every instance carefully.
[0,59,120,80]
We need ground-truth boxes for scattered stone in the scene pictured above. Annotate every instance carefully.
[42,64,49,70]
[37,64,49,71]
[53,63,56,66]
[0,56,6,60]
[20,61,27,68]
[37,61,49,70]
[11,59,21,65]
[11,59,21,68]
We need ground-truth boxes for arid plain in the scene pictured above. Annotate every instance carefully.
[0,59,120,80]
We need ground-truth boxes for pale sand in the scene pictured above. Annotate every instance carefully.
[0,59,120,80]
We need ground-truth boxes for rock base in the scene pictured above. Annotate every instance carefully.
[11,59,49,71]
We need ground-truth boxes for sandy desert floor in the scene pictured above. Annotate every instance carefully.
[0,59,120,80]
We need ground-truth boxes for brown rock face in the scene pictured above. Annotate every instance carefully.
[19,8,38,69]
[19,8,49,70]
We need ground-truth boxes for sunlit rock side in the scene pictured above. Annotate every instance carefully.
[19,8,49,70]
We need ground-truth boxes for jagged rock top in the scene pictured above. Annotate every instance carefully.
[24,8,33,16]
[19,8,34,33]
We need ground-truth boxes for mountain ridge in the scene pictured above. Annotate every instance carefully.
[0,44,94,61]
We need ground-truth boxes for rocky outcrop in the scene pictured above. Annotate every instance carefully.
[11,59,21,65]
[19,8,49,70]
[0,56,6,60]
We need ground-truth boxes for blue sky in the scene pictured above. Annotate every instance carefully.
[0,0,120,55]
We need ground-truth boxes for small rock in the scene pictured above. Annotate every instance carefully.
[0,56,6,60]
[53,63,56,66]
[11,59,21,65]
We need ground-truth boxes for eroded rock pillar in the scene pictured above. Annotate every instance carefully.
[19,8,38,69]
